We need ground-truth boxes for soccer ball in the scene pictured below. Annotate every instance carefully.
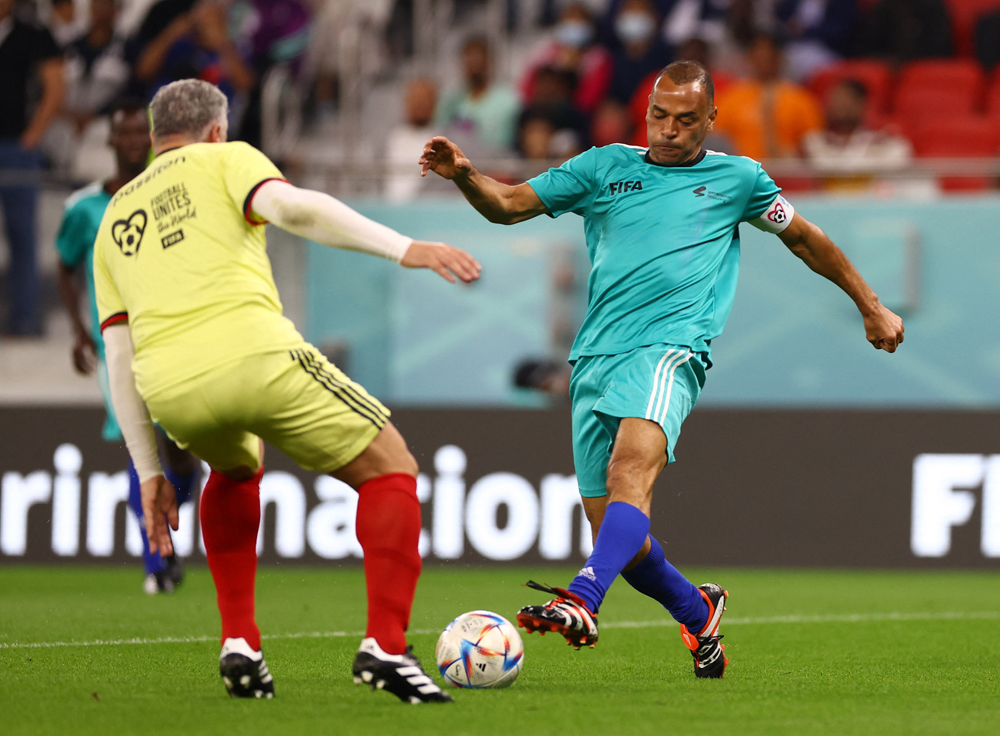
[435,610,524,689]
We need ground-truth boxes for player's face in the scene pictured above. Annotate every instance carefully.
[645,78,716,166]
[110,110,151,168]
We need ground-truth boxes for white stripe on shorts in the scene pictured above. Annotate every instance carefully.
[651,350,690,426]
[644,349,678,421]
[657,351,693,426]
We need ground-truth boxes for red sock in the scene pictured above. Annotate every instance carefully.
[200,467,263,650]
[355,472,423,655]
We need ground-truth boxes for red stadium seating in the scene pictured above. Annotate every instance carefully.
[910,116,1000,190]
[987,67,1000,115]
[809,60,894,114]
[945,0,1000,56]
[894,59,986,117]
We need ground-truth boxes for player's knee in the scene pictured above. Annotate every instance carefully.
[396,447,419,477]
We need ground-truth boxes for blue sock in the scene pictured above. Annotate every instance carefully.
[567,502,650,614]
[164,465,199,507]
[621,535,708,630]
[126,459,166,575]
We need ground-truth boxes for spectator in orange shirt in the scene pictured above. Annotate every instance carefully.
[713,33,823,160]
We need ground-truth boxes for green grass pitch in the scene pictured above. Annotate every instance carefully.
[2,566,998,735]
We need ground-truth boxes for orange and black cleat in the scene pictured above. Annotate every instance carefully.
[680,583,729,678]
[516,580,599,650]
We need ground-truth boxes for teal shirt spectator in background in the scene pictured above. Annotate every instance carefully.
[435,84,521,150]
[527,145,783,367]
[56,181,111,358]
[55,181,122,442]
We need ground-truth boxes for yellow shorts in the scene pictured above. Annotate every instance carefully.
[144,345,389,473]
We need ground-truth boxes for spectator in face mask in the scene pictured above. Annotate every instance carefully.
[519,2,613,115]
[609,0,673,104]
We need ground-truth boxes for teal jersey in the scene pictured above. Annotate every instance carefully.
[56,181,113,359]
[527,145,793,366]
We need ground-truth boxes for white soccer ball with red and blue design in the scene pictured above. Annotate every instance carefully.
[435,610,524,689]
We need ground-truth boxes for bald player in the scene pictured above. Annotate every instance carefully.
[95,79,479,702]
[421,61,904,679]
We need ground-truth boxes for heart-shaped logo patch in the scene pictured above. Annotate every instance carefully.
[111,209,148,256]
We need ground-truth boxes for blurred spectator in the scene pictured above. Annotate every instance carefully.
[133,1,254,106]
[976,9,1000,73]
[0,0,64,336]
[436,36,520,151]
[590,99,632,147]
[775,0,858,81]
[124,0,196,96]
[803,79,911,180]
[62,0,130,130]
[627,36,735,147]
[662,0,731,49]
[43,0,130,176]
[229,0,311,147]
[48,0,85,47]
[860,0,952,65]
[609,0,673,105]
[520,3,613,116]
[516,66,589,158]
[713,33,822,159]
[385,78,437,202]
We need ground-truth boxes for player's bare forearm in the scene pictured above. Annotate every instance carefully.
[57,263,97,373]
[419,136,547,224]
[451,169,537,225]
[779,214,904,352]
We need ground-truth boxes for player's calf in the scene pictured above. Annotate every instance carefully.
[516,580,599,649]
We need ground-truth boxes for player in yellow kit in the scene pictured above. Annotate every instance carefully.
[94,79,480,703]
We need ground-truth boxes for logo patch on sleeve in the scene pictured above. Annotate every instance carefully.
[767,201,787,224]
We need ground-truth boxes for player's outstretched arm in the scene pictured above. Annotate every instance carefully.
[778,213,904,352]
[252,181,481,284]
[419,136,548,225]
[104,324,179,554]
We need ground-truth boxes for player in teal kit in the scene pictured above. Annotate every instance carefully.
[421,61,905,679]
[56,100,199,593]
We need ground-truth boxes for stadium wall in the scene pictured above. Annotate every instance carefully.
[307,197,1000,408]
[2,406,998,569]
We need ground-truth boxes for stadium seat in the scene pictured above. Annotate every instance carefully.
[945,0,1000,56]
[910,116,1000,191]
[986,67,1000,115]
[809,60,894,114]
[894,59,986,117]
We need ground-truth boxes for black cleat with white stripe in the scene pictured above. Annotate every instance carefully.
[679,583,729,679]
[352,638,453,704]
[516,580,599,650]
[219,637,275,699]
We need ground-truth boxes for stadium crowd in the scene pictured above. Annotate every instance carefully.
[3,0,1000,335]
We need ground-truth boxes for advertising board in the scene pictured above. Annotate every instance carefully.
[1,407,997,568]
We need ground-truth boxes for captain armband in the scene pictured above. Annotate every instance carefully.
[749,194,795,234]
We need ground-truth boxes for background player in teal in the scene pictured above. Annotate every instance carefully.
[421,61,905,679]
[56,100,199,593]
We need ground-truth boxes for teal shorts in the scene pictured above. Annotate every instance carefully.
[570,344,706,497]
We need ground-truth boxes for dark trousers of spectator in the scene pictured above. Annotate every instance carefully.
[0,140,42,335]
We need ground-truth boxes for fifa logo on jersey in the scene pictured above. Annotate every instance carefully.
[609,180,643,195]
[111,209,148,256]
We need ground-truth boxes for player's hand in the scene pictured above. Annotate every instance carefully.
[401,241,482,284]
[141,474,179,557]
[420,136,473,180]
[71,331,98,375]
[864,302,905,353]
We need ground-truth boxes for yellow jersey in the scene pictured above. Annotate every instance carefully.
[94,141,301,400]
